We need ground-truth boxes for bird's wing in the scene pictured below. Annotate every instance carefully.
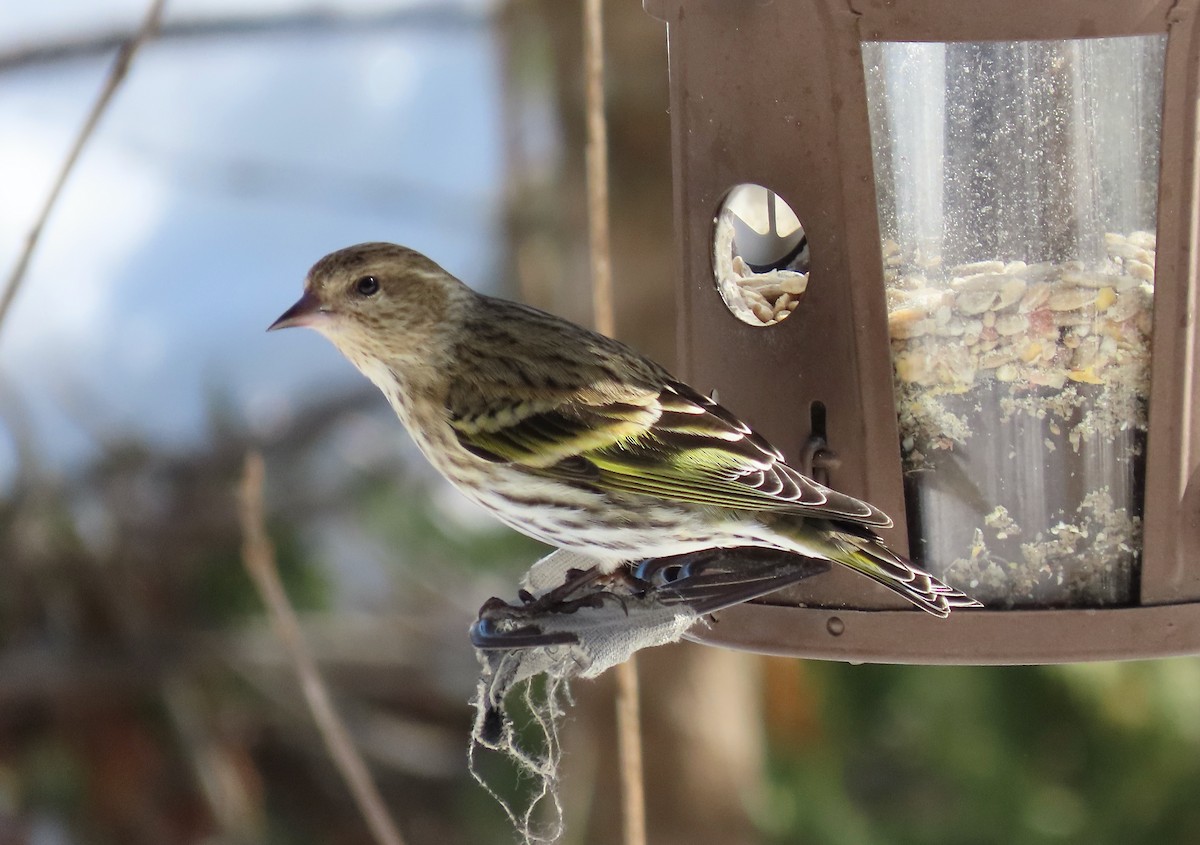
[447,376,891,528]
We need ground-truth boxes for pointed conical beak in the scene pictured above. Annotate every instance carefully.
[269,290,324,331]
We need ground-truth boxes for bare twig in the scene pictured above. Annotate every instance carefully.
[0,0,166,336]
[583,0,615,339]
[0,4,487,72]
[582,2,646,843]
[238,453,407,845]
[162,673,265,842]
[614,659,646,845]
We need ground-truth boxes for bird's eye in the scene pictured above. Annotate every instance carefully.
[355,276,380,297]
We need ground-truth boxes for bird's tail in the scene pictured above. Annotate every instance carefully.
[771,519,983,618]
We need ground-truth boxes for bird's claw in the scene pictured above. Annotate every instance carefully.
[472,548,831,651]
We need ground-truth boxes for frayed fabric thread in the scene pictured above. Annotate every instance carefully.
[469,667,572,845]
[467,547,828,843]
[469,550,701,843]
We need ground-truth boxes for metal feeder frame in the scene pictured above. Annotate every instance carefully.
[645,0,1200,663]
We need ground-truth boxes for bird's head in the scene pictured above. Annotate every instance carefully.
[270,242,470,371]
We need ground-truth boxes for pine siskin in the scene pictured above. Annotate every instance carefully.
[270,243,981,617]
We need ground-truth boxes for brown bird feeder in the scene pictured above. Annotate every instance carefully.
[644,0,1200,662]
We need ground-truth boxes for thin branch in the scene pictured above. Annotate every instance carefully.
[0,4,488,73]
[614,659,647,845]
[582,1,646,843]
[238,452,407,845]
[162,673,265,842]
[583,0,615,339]
[0,0,166,337]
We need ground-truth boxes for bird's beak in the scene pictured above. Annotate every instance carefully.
[269,290,325,331]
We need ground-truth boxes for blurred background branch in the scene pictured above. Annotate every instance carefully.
[0,4,487,72]
[239,452,406,845]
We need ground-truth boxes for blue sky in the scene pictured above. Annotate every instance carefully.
[0,0,506,481]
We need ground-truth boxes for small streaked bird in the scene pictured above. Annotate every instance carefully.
[270,243,981,617]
